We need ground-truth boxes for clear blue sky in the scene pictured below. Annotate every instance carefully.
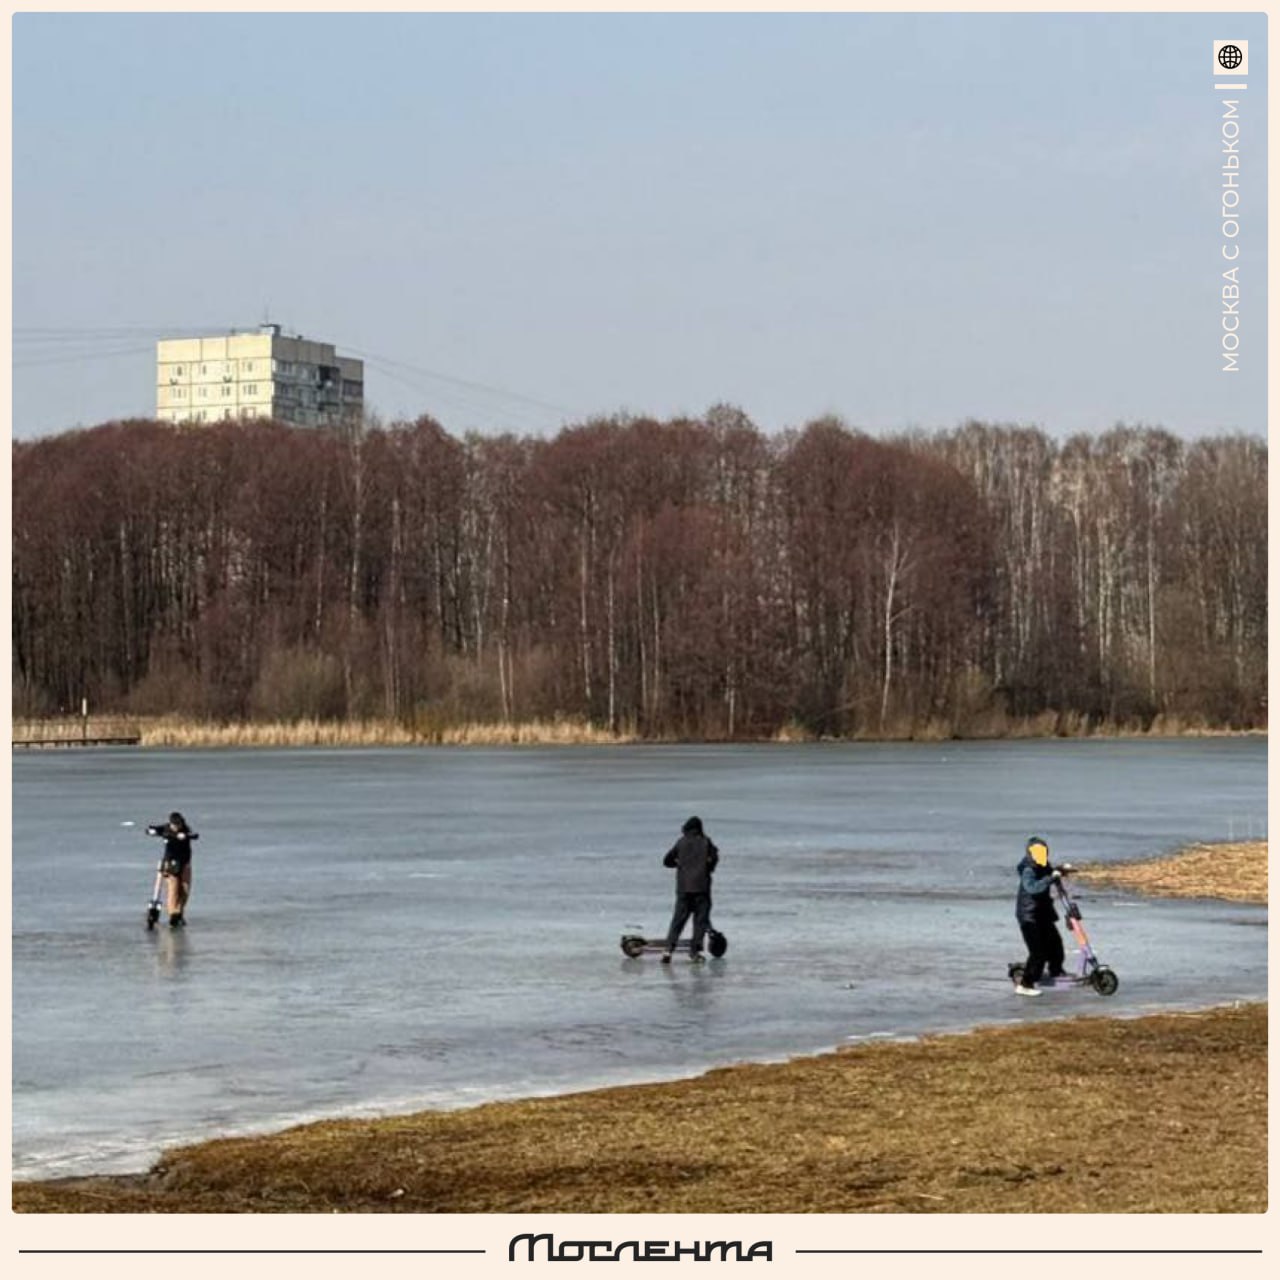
[11,10,1268,440]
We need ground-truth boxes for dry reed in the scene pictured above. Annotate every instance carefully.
[132,716,635,748]
[1077,840,1267,904]
[13,714,1265,749]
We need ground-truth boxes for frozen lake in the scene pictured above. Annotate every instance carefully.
[12,738,1267,1179]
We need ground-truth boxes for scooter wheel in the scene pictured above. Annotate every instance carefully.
[146,907,159,930]
[708,930,728,958]
[1007,963,1025,986]
[620,935,647,959]
[1091,967,1119,996]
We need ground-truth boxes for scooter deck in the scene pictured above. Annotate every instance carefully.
[1006,960,1119,996]
[622,930,727,959]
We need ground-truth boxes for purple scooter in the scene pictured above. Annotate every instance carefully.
[1008,872,1119,996]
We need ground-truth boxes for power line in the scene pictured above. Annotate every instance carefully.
[12,344,156,369]
[360,356,570,433]
[339,344,579,419]
[13,325,229,341]
[12,323,587,431]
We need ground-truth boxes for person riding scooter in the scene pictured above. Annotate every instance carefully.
[146,812,199,927]
[1013,836,1075,996]
[660,816,719,963]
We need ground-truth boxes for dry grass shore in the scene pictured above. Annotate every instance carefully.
[14,839,1267,1215]
[10,715,635,748]
[12,1004,1265,1214]
[1076,840,1267,904]
[12,715,1265,749]
[135,716,633,748]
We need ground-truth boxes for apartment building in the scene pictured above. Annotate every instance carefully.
[156,324,364,428]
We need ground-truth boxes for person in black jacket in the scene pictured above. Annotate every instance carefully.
[661,816,719,964]
[147,811,199,927]
[1013,836,1073,995]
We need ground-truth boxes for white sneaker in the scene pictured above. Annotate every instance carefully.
[1014,984,1042,997]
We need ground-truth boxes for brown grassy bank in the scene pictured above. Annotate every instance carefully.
[1076,840,1267,904]
[11,716,637,748]
[135,715,636,748]
[787,710,1265,743]
[13,1004,1265,1214]
[127,714,1272,747]
[12,714,1266,749]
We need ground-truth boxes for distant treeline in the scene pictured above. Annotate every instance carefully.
[11,411,1266,738]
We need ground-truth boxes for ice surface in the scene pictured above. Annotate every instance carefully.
[12,738,1267,1178]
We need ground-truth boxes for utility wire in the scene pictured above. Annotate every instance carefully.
[13,324,586,431]
[362,357,566,434]
[12,344,157,369]
[337,343,579,420]
[13,324,230,342]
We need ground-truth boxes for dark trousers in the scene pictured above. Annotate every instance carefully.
[1019,919,1065,987]
[666,891,712,954]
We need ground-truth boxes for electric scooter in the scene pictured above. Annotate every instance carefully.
[1008,871,1119,996]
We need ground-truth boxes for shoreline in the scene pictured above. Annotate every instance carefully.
[13,840,1268,1213]
[13,1002,1266,1213]
[12,714,1268,749]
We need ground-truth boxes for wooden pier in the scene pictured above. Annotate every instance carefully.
[13,719,141,748]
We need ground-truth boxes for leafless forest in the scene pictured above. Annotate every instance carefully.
[11,411,1266,737]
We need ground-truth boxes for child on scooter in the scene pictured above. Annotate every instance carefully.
[1013,836,1075,996]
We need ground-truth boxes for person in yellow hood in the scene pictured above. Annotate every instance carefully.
[1013,836,1073,996]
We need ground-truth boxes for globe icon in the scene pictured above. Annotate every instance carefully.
[1219,45,1243,70]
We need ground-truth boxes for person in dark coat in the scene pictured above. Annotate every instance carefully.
[147,811,199,927]
[661,816,719,963]
[1014,835,1073,995]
